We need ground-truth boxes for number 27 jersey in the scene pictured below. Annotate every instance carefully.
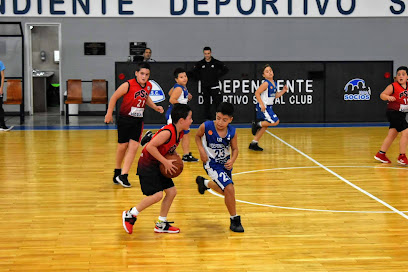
[202,120,236,167]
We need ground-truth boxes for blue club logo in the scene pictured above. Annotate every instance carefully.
[344,78,371,101]
[149,80,166,103]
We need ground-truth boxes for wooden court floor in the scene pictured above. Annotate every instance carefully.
[1,126,408,271]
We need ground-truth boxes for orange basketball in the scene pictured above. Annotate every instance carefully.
[159,153,184,178]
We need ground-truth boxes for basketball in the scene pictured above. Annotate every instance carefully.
[159,153,184,178]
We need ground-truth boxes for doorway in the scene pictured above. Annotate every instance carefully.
[25,23,61,115]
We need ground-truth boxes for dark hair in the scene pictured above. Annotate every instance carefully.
[203,46,212,52]
[216,102,234,117]
[171,104,191,124]
[144,47,151,53]
[174,67,187,79]
[261,64,271,75]
[397,66,408,74]
[135,62,151,72]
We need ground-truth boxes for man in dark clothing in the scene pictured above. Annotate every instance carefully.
[192,47,229,120]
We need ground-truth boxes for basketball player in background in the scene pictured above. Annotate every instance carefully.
[249,64,288,151]
[195,102,244,233]
[104,62,164,188]
[122,104,192,234]
[374,66,408,165]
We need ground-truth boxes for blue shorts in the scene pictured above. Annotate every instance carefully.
[166,108,190,134]
[256,104,279,123]
[203,161,233,191]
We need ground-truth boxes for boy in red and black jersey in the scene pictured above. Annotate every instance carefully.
[105,62,164,187]
[122,104,193,234]
[375,66,408,165]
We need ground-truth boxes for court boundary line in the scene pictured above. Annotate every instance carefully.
[208,165,408,213]
[264,130,408,220]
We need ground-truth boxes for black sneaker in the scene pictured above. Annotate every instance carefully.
[140,130,153,146]
[0,125,14,132]
[113,169,121,184]
[249,142,263,151]
[230,216,244,233]
[182,152,199,162]
[251,121,260,136]
[196,176,208,194]
[116,174,132,188]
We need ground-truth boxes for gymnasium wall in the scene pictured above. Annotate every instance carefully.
[0,16,406,122]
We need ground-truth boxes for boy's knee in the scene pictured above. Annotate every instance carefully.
[224,184,235,194]
[151,191,164,203]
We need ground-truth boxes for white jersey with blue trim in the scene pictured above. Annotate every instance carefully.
[260,79,277,106]
[202,120,236,166]
[166,83,189,124]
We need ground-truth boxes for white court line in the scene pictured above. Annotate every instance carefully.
[265,130,408,220]
[208,165,408,213]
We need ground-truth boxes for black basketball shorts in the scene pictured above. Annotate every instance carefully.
[138,172,175,196]
[117,116,144,143]
[387,110,408,132]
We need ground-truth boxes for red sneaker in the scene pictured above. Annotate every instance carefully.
[374,152,391,163]
[122,210,137,234]
[154,221,180,233]
[397,154,408,165]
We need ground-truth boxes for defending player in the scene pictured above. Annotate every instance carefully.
[195,102,244,233]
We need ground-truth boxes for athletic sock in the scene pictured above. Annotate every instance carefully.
[379,151,386,154]
[158,216,167,222]
[204,179,210,188]
[130,207,139,216]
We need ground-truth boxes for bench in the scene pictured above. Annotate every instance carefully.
[65,79,108,124]
[4,79,24,124]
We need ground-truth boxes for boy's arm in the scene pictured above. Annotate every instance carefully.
[254,82,268,112]
[0,70,4,95]
[104,82,128,123]
[380,84,396,101]
[146,130,177,175]
[225,133,238,170]
[275,85,288,99]
[195,123,208,163]
[146,96,164,113]
[169,87,182,104]
[168,87,174,96]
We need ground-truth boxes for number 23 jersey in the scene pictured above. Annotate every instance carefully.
[202,120,236,167]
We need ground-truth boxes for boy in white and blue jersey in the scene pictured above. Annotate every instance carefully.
[249,64,288,151]
[142,68,198,162]
[195,102,244,233]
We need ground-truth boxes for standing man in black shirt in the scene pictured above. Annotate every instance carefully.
[193,47,229,120]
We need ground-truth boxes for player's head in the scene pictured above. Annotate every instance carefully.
[174,67,188,86]
[171,104,193,130]
[135,62,151,84]
[396,66,408,85]
[215,102,234,129]
[203,46,212,61]
[262,64,274,80]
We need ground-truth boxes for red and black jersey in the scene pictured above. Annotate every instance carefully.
[119,78,152,117]
[137,124,184,175]
[387,82,408,111]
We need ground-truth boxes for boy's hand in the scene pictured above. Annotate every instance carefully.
[163,159,177,175]
[282,85,288,93]
[104,113,113,123]
[156,106,164,113]
[387,96,396,102]
[261,104,266,112]
[224,159,234,170]
[188,93,192,101]
[199,151,208,163]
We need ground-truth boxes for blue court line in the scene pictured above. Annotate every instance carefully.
[10,122,389,131]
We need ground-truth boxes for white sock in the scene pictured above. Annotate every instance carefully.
[130,207,139,216]
[158,216,167,222]
[230,215,238,219]
[252,140,258,144]
[257,121,262,127]
[204,179,210,188]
